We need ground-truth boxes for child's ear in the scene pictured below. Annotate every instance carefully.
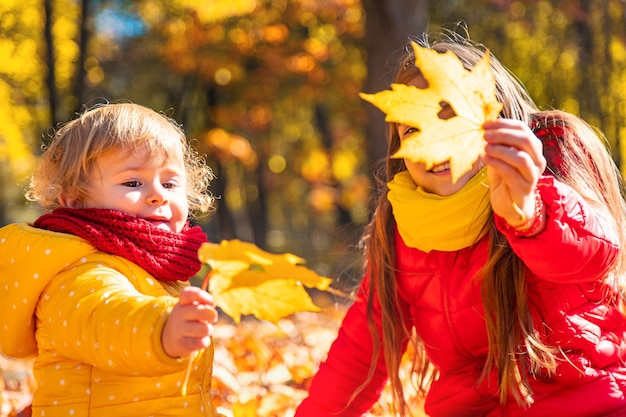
[58,193,82,208]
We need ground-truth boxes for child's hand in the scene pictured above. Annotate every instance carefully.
[162,286,218,358]
[483,119,546,227]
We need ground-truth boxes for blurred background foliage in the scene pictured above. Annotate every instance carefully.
[1,0,626,286]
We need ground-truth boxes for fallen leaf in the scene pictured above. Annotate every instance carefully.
[2,310,429,417]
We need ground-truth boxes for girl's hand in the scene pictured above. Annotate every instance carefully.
[483,119,546,226]
[162,286,218,358]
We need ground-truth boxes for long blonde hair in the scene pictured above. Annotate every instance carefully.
[360,34,626,415]
[27,102,214,216]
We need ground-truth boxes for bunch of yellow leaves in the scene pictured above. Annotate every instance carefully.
[360,41,503,183]
[198,239,333,323]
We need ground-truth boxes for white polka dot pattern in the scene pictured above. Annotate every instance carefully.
[0,223,218,415]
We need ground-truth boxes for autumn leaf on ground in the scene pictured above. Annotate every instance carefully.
[2,310,429,417]
[359,41,503,183]
[198,240,333,323]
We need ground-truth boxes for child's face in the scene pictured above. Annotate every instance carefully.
[397,75,483,196]
[81,147,189,233]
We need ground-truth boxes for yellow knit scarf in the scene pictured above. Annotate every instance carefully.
[387,168,491,252]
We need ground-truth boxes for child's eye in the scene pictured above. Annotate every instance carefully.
[163,181,177,189]
[122,180,142,188]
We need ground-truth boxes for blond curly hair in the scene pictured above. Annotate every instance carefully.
[26,102,214,216]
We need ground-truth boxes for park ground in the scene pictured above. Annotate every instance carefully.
[1,307,426,417]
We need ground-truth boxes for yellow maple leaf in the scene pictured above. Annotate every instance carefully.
[359,41,503,183]
[198,240,332,323]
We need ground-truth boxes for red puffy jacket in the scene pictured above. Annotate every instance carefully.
[296,176,626,417]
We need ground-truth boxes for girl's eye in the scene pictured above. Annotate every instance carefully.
[401,126,419,139]
[163,182,177,189]
[123,180,142,188]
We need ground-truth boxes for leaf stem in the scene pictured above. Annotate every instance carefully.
[201,269,213,292]
[181,350,197,396]
[512,201,527,223]
[182,269,213,396]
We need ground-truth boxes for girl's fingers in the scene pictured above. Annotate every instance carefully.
[484,143,540,185]
[484,120,545,222]
[483,120,546,170]
[484,128,540,160]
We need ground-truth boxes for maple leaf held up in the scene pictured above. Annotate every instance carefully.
[360,41,503,183]
[198,239,332,324]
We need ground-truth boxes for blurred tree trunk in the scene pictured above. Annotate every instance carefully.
[314,103,352,225]
[247,161,267,248]
[569,1,622,164]
[203,85,238,241]
[73,0,91,113]
[362,0,429,172]
[200,83,269,248]
[572,2,599,129]
[211,160,237,240]
[43,0,58,126]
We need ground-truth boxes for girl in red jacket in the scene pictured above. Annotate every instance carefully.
[295,34,626,416]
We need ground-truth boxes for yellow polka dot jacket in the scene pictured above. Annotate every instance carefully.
[0,223,218,416]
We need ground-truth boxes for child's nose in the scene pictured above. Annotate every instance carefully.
[147,184,168,205]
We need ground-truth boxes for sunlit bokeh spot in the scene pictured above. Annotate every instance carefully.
[268,154,287,173]
[215,67,232,85]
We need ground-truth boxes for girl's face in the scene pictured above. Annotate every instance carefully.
[76,147,189,233]
[397,75,483,196]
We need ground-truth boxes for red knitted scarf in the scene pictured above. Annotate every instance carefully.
[34,208,207,282]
